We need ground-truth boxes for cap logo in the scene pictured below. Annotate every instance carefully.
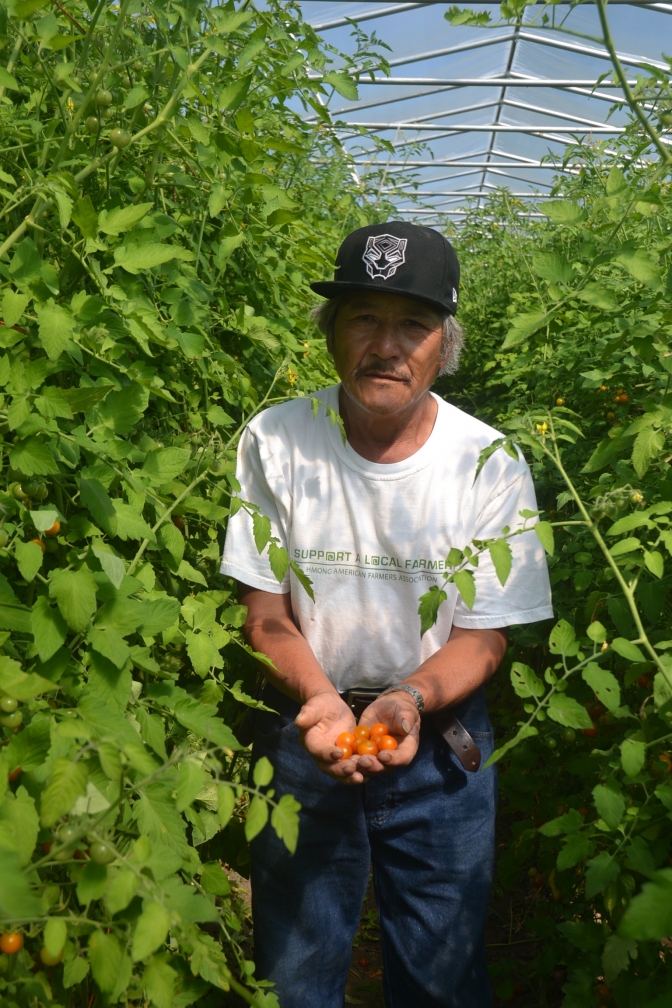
[362,234,407,281]
[452,287,458,303]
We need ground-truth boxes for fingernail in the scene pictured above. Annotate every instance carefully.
[401,719,411,733]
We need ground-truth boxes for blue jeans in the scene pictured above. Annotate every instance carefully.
[250,685,496,1008]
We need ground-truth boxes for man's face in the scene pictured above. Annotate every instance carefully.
[331,291,447,416]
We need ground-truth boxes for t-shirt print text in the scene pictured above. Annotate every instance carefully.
[292,547,444,583]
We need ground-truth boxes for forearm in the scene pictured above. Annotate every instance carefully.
[402,626,508,714]
[238,583,337,705]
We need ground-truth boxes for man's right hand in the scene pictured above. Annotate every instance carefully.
[294,691,366,784]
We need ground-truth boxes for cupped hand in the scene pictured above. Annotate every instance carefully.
[355,693,421,779]
[294,691,365,784]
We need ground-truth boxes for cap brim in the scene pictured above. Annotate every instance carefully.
[310,280,455,315]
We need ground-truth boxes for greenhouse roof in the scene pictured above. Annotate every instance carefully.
[297,0,672,220]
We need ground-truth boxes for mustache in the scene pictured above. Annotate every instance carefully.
[353,363,411,383]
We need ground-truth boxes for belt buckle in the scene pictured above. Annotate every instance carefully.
[344,688,382,720]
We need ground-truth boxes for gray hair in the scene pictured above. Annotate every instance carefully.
[310,295,464,377]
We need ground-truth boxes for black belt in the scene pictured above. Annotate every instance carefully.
[340,687,481,773]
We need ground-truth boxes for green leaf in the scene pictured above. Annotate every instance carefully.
[200,863,231,896]
[132,901,171,961]
[510,662,544,698]
[133,782,190,859]
[0,66,18,89]
[548,619,577,656]
[9,436,58,475]
[606,166,628,195]
[105,867,139,916]
[602,935,638,984]
[586,620,607,644]
[123,85,150,110]
[2,290,29,327]
[88,627,130,670]
[482,723,538,768]
[620,737,646,777]
[289,560,315,601]
[502,311,552,349]
[0,656,57,699]
[31,596,67,662]
[0,849,41,918]
[534,521,554,556]
[538,808,583,836]
[417,584,448,636]
[547,694,593,730]
[488,537,512,586]
[76,861,108,904]
[36,301,75,361]
[616,247,661,286]
[576,283,618,310]
[624,835,655,877]
[453,569,475,609]
[532,252,574,284]
[0,786,38,865]
[139,597,180,637]
[619,869,672,939]
[98,383,149,435]
[78,479,117,536]
[217,783,235,828]
[176,760,207,812]
[609,537,641,557]
[215,232,245,266]
[585,851,620,898]
[31,508,61,532]
[644,549,664,578]
[72,195,98,238]
[557,832,594,871]
[142,447,190,484]
[270,792,301,854]
[582,662,621,711]
[114,243,195,274]
[582,436,630,473]
[632,427,664,478]
[323,70,358,100]
[91,541,125,589]
[89,931,123,993]
[253,756,274,787]
[218,76,251,111]
[50,568,98,632]
[41,758,88,826]
[63,384,113,412]
[157,522,185,565]
[611,637,645,662]
[268,542,289,583]
[142,956,177,1008]
[63,956,89,988]
[543,200,586,224]
[114,501,155,542]
[244,794,268,842]
[15,539,43,582]
[252,512,271,554]
[176,559,207,585]
[592,783,624,830]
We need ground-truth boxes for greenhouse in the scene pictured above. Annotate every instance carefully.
[0,1,670,1006]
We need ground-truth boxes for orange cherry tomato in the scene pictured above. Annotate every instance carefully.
[354,726,370,741]
[0,932,23,954]
[44,521,60,537]
[369,723,388,740]
[582,723,599,738]
[357,739,378,757]
[31,539,46,553]
[377,735,398,751]
[336,732,356,750]
[339,745,353,760]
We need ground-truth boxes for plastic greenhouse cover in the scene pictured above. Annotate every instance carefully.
[280,1,672,219]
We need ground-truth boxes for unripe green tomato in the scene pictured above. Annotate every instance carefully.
[0,710,22,728]
[85,115,100,133]
[32,483,47,500]
[209,459,225,475]
[109,128,131,148]
[545,737,557,749]
[95,89,113,106]
[660,112,672,126]
[34,63,45,77]
[89,841,115,864]
[121,73,132,88]
[604,502,619,519]
[12,484,28,501]
[21,481,39,497]
[40,946,63,966]
[58,824,78,845]
[0,530,8,548]
[53,846,73,862]
[133,60,144,71]
[0,696,18,713]
[561,728,576,743]
[45,538,59,554]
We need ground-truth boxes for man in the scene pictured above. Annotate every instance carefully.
[221,221,553,1008]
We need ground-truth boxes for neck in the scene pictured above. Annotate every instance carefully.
[338,386,438,464]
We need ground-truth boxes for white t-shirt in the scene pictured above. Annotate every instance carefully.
[221,385,553,693]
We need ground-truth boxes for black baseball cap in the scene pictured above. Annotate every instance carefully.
[310,221,460,316]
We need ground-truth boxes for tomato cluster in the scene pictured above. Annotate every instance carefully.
[336,723,398,760]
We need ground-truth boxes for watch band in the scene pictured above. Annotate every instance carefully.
[379,684,425,715]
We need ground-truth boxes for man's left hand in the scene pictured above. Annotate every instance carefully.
[355,692,421,779]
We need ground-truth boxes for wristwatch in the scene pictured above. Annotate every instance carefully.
[379,684,425,715]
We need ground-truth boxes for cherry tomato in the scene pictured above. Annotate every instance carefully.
[336,732,356,750]
[555,397,565,406]
[95,89,113,106]
[369,723,388,740]
[358,957,369,968]
[582,723,599,738]
[0,710,22,729]
[172,515,185,531]
[338,745,353,761]
[637,674,651,689]
[31,538,46,553]
[8,765,21,781]
[45,521,60,537]
[58,824,79,845]
[561,728,576,743]
[377,735,397,751]
[354,726,370,741]
[40,946,63,966]
[0,696,18,713]
[89,841,115,864]
[0,932,23,954]
[620,393,629,403]
[85,115,100,132]
[357,739,378,757]
[109,128,131,148]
